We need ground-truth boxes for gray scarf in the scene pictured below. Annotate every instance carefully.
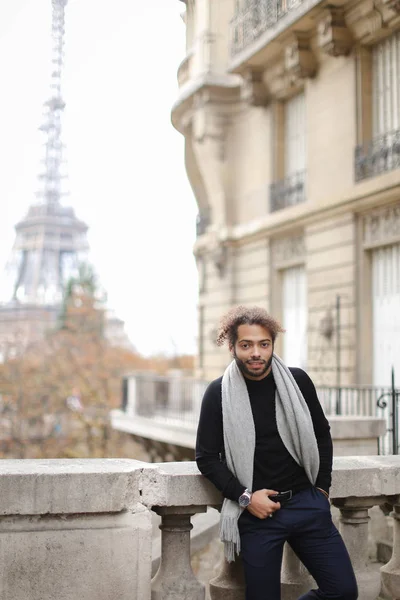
[220,354,320,562]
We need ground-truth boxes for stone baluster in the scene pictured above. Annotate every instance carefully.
[152,505,207,600]
[209,554,245,600]
[281,543,314,600]
[381,501,400,600]
[334,497,382,600]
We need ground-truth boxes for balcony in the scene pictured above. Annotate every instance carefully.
[355,129,400,182]
[231,0,304,56]
[112,373,395,459]
[2,456,400,600]
[270,170,306,212]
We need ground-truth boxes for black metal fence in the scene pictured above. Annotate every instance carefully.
[354,128,400,181]
[317,369,400,455]
[270,170,306,212]
[231,0,304,56]
[121,371,400,455]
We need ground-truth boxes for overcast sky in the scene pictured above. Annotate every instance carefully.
[0,0,198,357]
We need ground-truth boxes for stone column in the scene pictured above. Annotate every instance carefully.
[152,506,206,600]
[209,554,245,600]
[381,502,400,600]
[334,498,381,600]
[281,543,314,600]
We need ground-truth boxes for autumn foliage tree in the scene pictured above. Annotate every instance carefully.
[0,264,194,459]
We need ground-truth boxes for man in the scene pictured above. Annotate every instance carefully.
[196,305,357,600]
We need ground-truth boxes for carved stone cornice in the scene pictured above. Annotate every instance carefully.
[362,203,400,248]
[241,68,269,107]
[284,32,317,82]
[345,0,383,43]
[192,101,229,161]
[376,0,400,28]
[345,0,400,44]
[272,234,305,268]
[264,60,289,99]
[171,73,242,134]
[379,0,400,13]
[263,34,317,100]
[191,86,243,161]
[317,7,353,56]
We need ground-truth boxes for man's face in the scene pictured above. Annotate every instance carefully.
[231,323,274,380]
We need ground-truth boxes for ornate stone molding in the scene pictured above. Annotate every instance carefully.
[264,34,317,99]
[380,0,400,13]
[241,68,269,107]
[264,60,289,99]
[362,203,400,248]
[345,0,400,44]
[193,93,230,161]
[284,32,317,82]
[272,233,305,268]
[171,72,242,134]
[317,7,353,57]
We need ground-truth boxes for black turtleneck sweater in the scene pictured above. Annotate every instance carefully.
[195,367,332,502]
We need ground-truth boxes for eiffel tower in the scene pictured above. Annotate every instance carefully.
[0,0,90,356]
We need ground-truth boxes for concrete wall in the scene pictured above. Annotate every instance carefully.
[1,456,400,599]
[0,459,154,600]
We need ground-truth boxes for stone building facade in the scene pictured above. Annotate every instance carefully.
[173,0,400,385]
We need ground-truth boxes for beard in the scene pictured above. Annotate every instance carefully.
[233,352,273,379]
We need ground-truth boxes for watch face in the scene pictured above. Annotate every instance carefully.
[239,493,251,507]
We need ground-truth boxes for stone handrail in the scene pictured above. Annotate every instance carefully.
[142,456,400,600]
[0,457,399,599]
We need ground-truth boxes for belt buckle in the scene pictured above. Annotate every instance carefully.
[281,489,292,501]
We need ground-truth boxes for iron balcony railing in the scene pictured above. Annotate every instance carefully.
[231,0,304,56]
[318,379,400,456]
[270,170,306,212]
[121,373,400,455]
[355,128,400,182]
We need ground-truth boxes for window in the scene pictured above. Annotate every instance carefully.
[284,91,306,177]
[372,243,400,386]
[372,32,400,137]
[355,33,400,180]
[282,265,307,368]
[270,92,306,211]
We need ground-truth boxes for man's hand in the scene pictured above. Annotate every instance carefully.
[247,489,281,519]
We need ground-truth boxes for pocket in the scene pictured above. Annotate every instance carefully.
[315,487,331,508]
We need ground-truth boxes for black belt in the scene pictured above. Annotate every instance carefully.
[269,490,292,503]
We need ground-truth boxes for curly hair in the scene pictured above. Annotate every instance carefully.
[216,305,284,348]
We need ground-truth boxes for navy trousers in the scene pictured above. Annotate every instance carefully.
[238,487,358,600]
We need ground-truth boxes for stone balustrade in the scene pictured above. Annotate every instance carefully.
[0,456,399,599]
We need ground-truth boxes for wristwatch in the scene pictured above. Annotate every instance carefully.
[238,488,252,507]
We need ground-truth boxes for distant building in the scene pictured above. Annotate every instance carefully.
[173,0,400,386]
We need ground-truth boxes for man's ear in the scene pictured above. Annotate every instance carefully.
[229,345,235,357]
